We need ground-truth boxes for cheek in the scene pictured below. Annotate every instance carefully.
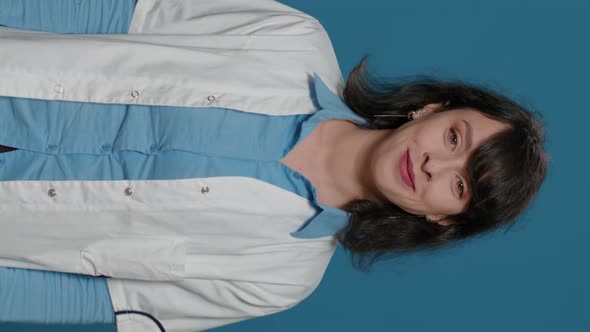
[421,181,457,214]
[375,149,396,186]
[414,126,443,151]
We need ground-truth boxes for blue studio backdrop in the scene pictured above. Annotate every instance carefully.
[1,0,587,331]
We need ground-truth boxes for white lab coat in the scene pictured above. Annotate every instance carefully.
[0,0,345,331]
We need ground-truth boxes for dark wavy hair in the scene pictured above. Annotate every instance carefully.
[336,56,548,271]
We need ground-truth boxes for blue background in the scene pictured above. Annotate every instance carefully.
[217,1,590,331]
[2,0,588,331]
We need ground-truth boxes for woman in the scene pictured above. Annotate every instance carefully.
[0,1,547,331]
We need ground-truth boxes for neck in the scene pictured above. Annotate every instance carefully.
[316,120,389,208]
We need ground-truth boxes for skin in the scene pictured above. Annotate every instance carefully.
[280,103,510,227]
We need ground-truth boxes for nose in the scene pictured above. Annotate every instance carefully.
[421,153,464,181]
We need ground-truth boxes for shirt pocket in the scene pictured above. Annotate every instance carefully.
[81,234,187,281]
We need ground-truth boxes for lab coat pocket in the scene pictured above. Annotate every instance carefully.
[81,235,187,281]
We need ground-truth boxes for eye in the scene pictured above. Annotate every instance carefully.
[449,128,459,149]
[456,177,465,198]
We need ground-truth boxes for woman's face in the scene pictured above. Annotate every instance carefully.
[369,105,509,225]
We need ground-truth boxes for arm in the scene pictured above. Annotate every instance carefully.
[0,0,136,34]
[0,267,114,324]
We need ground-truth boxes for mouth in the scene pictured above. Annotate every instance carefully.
[407,149,415,190]
[400,148,415,191]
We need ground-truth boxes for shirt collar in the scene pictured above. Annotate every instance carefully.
[307,73,367,125]
[290,74,367,239]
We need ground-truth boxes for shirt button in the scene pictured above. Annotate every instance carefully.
[47,144,58,151]
[54,84,64,93]
[101,143,112,152]
[47,188,57,197]
[131,90,141,98]
[207,95,216,102]
[200,186,210,194]
[149,144,159,153]
[124,187,134,196]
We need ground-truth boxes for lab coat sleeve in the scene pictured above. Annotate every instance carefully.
[130,0,321,35]
[109,277,316,332]
[125,0,346,111]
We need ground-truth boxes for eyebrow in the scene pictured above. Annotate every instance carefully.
[462,120,473,152]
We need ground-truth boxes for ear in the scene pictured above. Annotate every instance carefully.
[412,102,446,120]
[426,214,457,227]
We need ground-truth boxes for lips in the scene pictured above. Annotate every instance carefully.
[407,149,415,190]
[399,149,415,191]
